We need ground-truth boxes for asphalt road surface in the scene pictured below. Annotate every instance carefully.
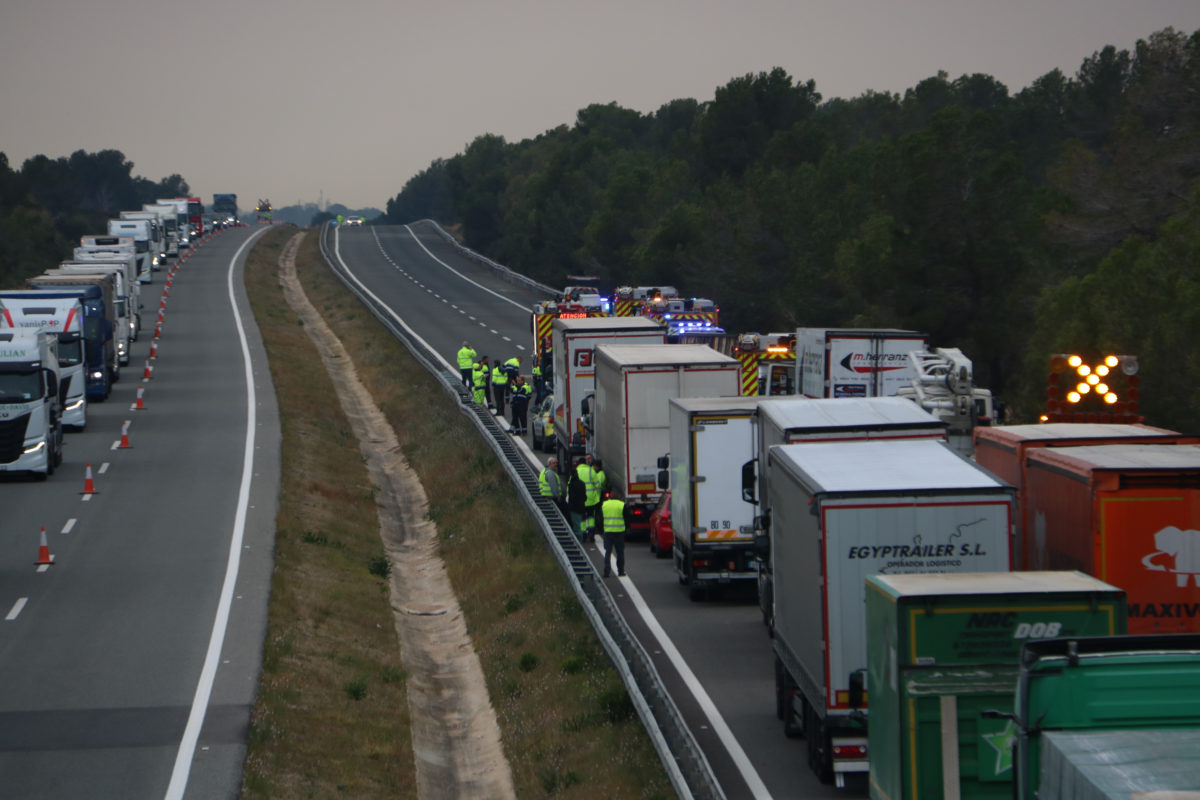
[333,222,865,799]
[0,225,280,799]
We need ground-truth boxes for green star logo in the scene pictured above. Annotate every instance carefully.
[982,720,1016,776]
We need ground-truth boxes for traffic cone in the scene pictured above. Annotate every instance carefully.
[82,462,96,494]
[36,527,53,566]
[134,386,145,410]
[156,309,164,324]
[154,322,162,338]
[119,420,132,449]
[149,340,158,358]
[143,360,153,380]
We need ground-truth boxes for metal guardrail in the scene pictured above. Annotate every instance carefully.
[318,223,724,800]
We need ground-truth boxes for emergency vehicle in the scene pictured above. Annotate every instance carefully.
[732,332,796,396]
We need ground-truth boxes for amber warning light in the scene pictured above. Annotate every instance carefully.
[1043,353,1140,423]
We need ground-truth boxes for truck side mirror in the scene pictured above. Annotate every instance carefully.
[849,669,867,709]
[657,470,668,490]
[581,396,591,415]
[753,531,770,560]
[44,369,58,398]
[741,458,757,504]
[657,455,669,469]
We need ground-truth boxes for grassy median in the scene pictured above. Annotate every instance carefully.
[239,226,672,798]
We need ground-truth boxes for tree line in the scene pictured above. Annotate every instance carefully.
[0,149,188,290]
[385,28,1200,430]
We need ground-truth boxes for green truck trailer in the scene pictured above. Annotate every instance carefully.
[865,572,1126,800]
[1014,633,1200,799]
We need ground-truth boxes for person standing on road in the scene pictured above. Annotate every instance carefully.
[601,490,628,577]
[457,341,477,388]
[472,357,490,406]
[591,457,608,534]
[531,362,546,405]
[509,374,531,434]
[539,456,566,516]
[579,455,602,543]
[491,360,509,416]
[567,458,588,544]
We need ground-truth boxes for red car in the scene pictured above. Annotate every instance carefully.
[648,491,672,558]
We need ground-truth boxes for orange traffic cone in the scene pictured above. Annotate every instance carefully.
[82,462,96,494]
[154,323,162,338]
[142,360,153,380]
[36,527,53,566]
[134,386,145,410]
[149,341,157,358]
[119,420,132,449]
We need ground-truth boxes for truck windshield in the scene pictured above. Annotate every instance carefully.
[135,241,148,253]
[0,368,42,402]
[57,338,83,367]
[113,298,126,317]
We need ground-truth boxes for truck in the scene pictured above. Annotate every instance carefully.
[106,219,155,283]
[1012,634,1200,799]
[51,264,133,365]
[551,316,665,465]
[69,246,141,340]
[744,396,950,634]
[142,204,180,259]
[156,198,192,248]
[1022,443,1200,635]
[797,327,928,399]
[732,332,796,396]
[119,211,165,271]
[24,275,117,398]
[589,343,741,533]
[896,347,994,456]
[212,193,238,222]
[767,438,1014,786]
[0,330,64,479]
[865,572,1125,800]
[0,294,87,429]
[973,423,1199,569]
[666,396,764,598]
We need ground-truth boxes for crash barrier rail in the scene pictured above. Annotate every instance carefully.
[319,222,723,800]
[412,218,563,298]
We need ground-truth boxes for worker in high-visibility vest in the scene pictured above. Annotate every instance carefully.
[472,357,489,405]
[491,362,509,416]
[456,341,477,388]
[600,490,628,578]
[578,456,603,542]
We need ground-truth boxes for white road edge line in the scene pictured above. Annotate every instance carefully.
[393,225,530,312]
[164,225,271,800]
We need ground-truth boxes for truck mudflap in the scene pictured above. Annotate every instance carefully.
[831,735,869,787]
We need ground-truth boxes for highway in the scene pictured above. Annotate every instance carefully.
[334,222,864,799]
[0,226,279,799]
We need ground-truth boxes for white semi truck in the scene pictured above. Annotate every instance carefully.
[796,327,927,399]
[766,439,1013,786]
[106,219,155,283]
[70,246,142,342]
[0,330,64,478]
[50,266,132,366]
[118,211,165,272]
[0,294,87,429]
[142,203,179,260]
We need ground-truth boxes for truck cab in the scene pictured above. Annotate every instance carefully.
[0,294,87,429]
[0,331,63,479]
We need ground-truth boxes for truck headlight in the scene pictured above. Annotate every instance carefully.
[23,440,46,455]
[65,397,85,411]
[90,369,105,380]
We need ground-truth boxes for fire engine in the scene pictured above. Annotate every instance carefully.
[732,332,796,396]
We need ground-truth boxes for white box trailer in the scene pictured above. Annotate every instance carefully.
[767,439,1013,786]
[0,330,64,478]
[551,316,665,463]
[70,247,141,340]
[106,220,155,283]
[667,396,764,597]
[797,327,927,399]
[118,211,164,271]
[142,203,179,258]
[156,198,192,248]
[748,396,949,632]
[0,294,87,429]
[590,343,740,531]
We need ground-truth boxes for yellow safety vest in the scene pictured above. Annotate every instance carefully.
[602,498,626,532]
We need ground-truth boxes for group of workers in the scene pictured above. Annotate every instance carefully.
[458,340,627,578]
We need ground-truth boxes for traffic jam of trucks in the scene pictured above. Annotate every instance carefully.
[0,195,241,478]
[522,278,1200,795]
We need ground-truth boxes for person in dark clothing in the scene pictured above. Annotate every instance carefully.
[509,374,531,434]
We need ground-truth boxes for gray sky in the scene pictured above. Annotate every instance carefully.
[3,1,1198,212]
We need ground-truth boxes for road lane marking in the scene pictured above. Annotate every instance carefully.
[6,598,27,621]
[165,224,271,800]
[61,519,76,534]
[396,225,531,312]
[99,462,110,474]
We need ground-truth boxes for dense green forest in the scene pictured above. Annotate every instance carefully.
[0,149,189,289]
[386,27,1200,430]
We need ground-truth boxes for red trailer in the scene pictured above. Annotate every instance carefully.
[973,423,1198,568]
[1023,443,1200,634]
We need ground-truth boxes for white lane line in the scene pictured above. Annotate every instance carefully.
[396,225,531,313]
[81,494,91,503]
[98,462,110,474]
[6,598,28,621]
[618,578,772,797]
[502,336,511,342]
[61,519,76,535]
[165,224,271,800]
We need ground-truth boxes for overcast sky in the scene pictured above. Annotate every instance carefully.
[2,0,1198,212]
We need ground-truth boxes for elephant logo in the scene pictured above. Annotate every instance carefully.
[1143,526,1200,588]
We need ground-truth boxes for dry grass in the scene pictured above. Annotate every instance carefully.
[240,227,673,799]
